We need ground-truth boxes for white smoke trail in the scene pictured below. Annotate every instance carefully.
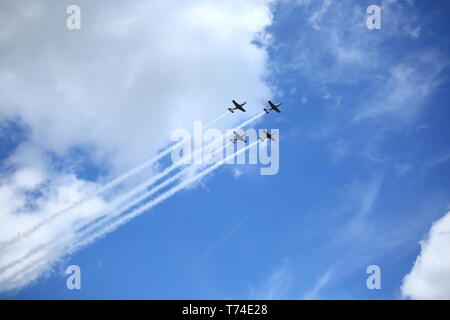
[0,140,231,276]
[74,140,259,253]
[0,111,230,250]
[78,140,234,236]
[0,112,264,278]
[0,140,259,290]
[0,165,189,276]
[0,144,229,278]
[236,111,265,131]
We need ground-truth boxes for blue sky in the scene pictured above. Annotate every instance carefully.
[1,0,450,299]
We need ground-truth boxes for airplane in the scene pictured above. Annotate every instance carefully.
[230,130,248,144]
[228,100,246,113]
[259,129,276,142]
[263,100,282,113]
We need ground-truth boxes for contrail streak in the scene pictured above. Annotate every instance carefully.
[0,140,235,276]
[0,111,231,251]
[0,252,50,292]
[235,111,265,131]
[0,140,259,287]
[78,141,235,236]
[0,156,206,277]
[72,140,259,254]
[0,164,187,276]
[0,112,264,276]
[204,111,229,128]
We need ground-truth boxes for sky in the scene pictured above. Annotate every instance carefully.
[0,0,450,300]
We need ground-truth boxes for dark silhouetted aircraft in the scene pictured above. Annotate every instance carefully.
[263,100,282,113]
[228,100,246,113]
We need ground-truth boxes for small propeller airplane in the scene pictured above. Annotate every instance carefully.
[259,129,276,142]
[228,100,247,113]
[230,131,248,144]
[263,100,282,113]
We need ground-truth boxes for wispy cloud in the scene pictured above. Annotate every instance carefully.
[303,268,334,299]
[354,51,448,122]
[427,151,450,166]
[250,259,293,299]
[308,0,332,30]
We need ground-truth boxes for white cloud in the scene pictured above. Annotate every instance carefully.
[0,0,273,173]
[0,0,274,292]
[0,167,107,292]
[401,211,450,299]
[13,167,45,190]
